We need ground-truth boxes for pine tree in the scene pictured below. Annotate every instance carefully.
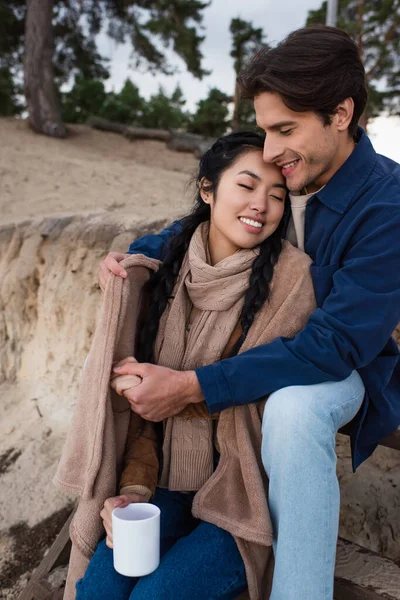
[0,67,23,116]
[306,0,400,129]
[0,1,26,116]
[189,88,231,137]
[229,18,267,130]
[99,79,145,125]
[1,0,210,136]
[60,77,108,124]
[140,85,190,130]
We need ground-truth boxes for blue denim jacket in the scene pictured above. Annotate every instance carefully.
[128,128,400,469]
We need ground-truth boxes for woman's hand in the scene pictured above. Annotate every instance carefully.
[99,252,128,292]
[111,357,142,398]
[100,493,145,549]
[112,359,203,421]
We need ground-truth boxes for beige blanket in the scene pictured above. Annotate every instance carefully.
[55,240,315,599]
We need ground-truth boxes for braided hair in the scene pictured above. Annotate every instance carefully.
[135,131,290,363]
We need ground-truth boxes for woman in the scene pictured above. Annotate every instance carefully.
[61,132,316,600]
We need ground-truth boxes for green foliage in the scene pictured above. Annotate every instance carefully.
[60,78,192,130]
[229,18,267,130]
[0,67,22,116]
[0,2,25,115]
[230,17,266,75]
[140,85,190,130]
[98,79,144,125]
[0,0,209,123]
[61,77,107,124]
[0,1,25,70]
[188,88,231,137]
[306,0,400,119]
[52,8,110,85]
[129,0,211,78]
[236,99,258,130]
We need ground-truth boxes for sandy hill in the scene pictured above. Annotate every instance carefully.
[0,117,197,226]
[0,118,197,598]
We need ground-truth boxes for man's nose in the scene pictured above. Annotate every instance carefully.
[263,137,283,163]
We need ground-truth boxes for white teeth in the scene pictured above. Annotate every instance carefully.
[282,160,298,170]
[239,217,263,228]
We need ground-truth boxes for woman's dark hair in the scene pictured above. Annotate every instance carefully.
[238,25,367,138]
[135,131,290,363]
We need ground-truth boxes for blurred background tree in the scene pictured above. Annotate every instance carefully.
[140,85,190,130]
[97,79,145,125]
[0,0,210,136]
[229,17,267,131]
[60,77,108,125]
[60,77,146,125]
[0,1,25,116]
[306,0,400,130]
[2,1,399,139]
[188,87,230,137]
[0,67,23,116]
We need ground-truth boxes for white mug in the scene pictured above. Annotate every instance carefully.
[112,503,161,577]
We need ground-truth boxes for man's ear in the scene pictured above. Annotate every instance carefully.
[334,97,355,132]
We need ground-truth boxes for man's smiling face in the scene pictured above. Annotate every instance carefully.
[254,92,343,194]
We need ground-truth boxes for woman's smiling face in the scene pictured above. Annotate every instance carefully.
[202,149,287,265]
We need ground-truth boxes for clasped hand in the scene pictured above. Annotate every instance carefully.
[110,356,204,421]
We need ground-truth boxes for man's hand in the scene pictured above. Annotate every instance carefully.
[100,493,145,549]
[99,252,128,292]
[112,359,204,421]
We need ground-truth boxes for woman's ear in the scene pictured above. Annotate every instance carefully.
[199,177,213,204]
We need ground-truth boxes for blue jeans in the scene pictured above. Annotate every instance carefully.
[262,370,365,600]
[76,488,247,600]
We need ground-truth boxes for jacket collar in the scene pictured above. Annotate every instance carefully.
[314,127,377,214]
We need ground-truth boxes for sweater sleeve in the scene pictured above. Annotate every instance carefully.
[119,412,159,499]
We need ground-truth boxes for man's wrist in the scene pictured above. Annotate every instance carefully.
[184,370,204,404]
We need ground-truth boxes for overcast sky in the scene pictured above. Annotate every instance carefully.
[99,0,323,109]
[98,0,400,162]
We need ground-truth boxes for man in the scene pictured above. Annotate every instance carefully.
[99,26,400,599]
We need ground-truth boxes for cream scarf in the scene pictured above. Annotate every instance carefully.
[155,221,258,490]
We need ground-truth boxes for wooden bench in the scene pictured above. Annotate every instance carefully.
[19,427,400,600]
[18,511,74,600]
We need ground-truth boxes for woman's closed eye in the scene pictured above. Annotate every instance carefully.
[238,183,253,190]
[270,194,285,201]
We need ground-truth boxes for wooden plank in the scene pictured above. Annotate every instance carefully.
[334,577,391,600]
[28,581,53,600]
[379,427,400,452]
[18,509,75,600]
[236,538,400,600]
[335,538,400,600]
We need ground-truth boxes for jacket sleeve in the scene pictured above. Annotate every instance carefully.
[127,220,183,259]
[119,412,159,501]
[197,211,400,413]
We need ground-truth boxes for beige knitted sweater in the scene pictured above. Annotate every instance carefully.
[55,237,315,600]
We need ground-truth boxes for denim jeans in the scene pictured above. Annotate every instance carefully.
[262,370,365,600]
[77,372,364,600]
[75,488,247,600]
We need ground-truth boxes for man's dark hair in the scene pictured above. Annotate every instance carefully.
[238,25,367,137]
